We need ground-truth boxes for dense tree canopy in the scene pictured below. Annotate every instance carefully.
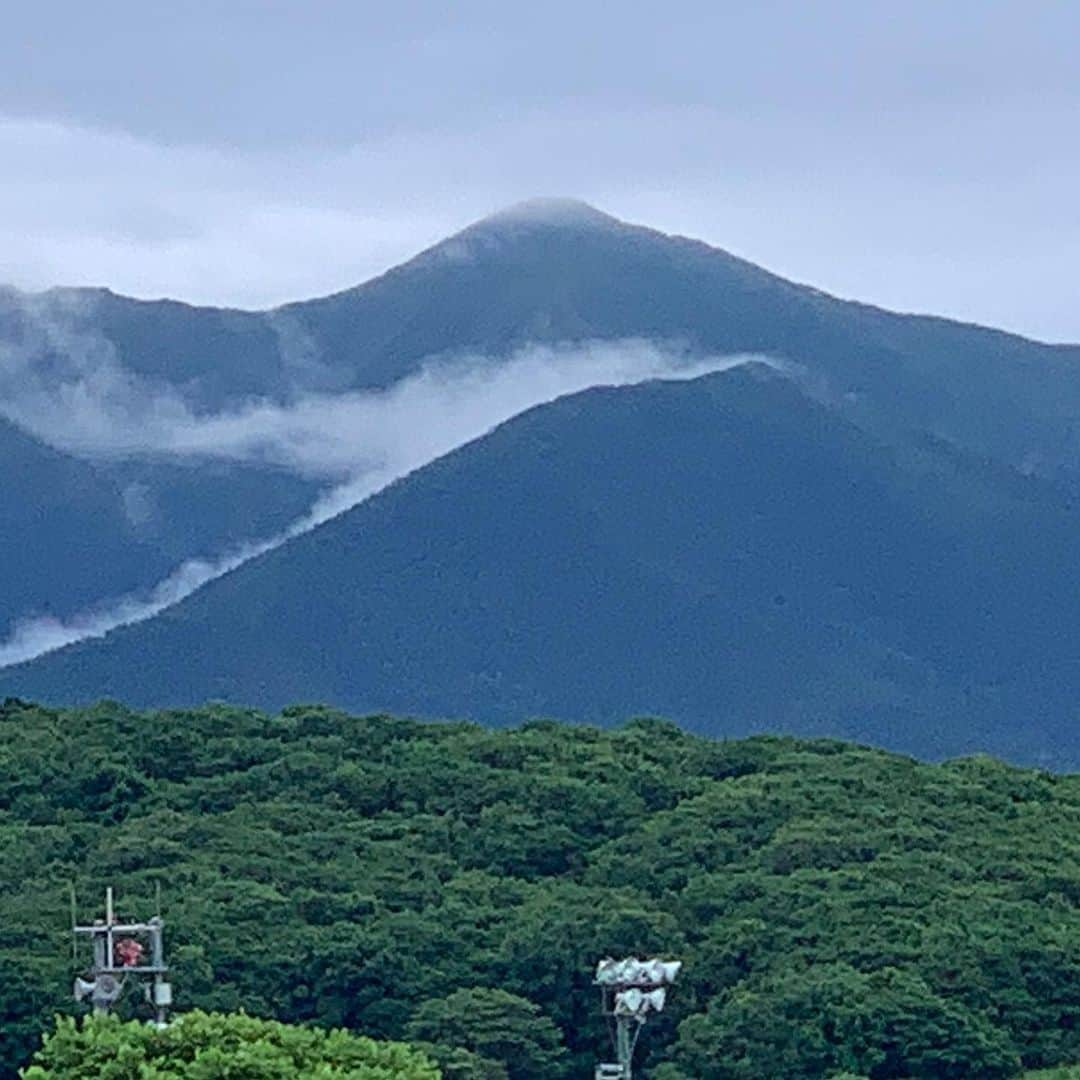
[406,988,565,1080]
[21,1011,438,1078]
[1,699,1077,1078]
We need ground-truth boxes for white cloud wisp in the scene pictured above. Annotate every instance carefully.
[0,340,765,667]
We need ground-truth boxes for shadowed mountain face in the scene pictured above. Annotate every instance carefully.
[6,365,1079,767]
[0,417,164,635]
[0,415,317,639]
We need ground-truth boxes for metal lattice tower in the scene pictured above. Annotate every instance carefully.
[71,886,173,1027]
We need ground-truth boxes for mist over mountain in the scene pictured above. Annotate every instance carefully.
[0,329,727,659]
[5,210,771,652]
[0,414,316,640]
[6,363,1080,767]
[4,201,1080,765]
[7,199,1080,474]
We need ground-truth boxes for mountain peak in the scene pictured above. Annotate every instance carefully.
[476,197,621,231]
[406,198,625,272]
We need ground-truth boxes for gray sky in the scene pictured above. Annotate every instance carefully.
[2,1,1077,340]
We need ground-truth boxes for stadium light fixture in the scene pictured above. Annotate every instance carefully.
[594,956,681,1079]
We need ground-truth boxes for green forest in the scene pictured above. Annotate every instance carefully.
[1,698,1077,1078]
[22,1011,441,1078]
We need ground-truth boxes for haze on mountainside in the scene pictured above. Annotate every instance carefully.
[0,208,751,657]
[0,202,754,651]
[3,200,1080,767]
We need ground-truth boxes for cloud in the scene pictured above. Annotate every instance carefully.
[0,99,1078,340]
[0,289,198,453]
[0,336,765,667]
[0,304,739,477]
[0,544,272,669]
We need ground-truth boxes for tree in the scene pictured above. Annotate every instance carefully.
[672,964,1020,1080]
[4,704,1079,1079]
[412,1044,509,1080]
[21,1011,440,1079]
[406,988,566,1080]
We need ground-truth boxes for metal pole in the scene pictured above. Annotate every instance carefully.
[91,925,107,972]
[616,1017,633,1080]
[69,884,78,968]
[105,887,114,972]
[151,919,166,1026]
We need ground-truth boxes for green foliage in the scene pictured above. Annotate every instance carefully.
[411,1044,508,1080]
[20,1011,439,1078]
[673,964,1019,1078]
[1,701,1078,1080]
[406,989,565,1080]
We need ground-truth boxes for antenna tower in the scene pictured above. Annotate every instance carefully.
[71,885,172,1027]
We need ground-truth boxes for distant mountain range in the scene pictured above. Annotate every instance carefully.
[3,199,1080,765]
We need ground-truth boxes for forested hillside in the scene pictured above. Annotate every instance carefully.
[2,698,1077,1078]
[0,416,317,641]
[9,204,1080,770]
[11,365,1080,766]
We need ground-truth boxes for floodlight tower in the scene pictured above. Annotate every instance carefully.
[71,886,173,1026]
[594,957,681,1080]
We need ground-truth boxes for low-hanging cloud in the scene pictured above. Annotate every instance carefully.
[0,292,745,477]
[0,332,770,667]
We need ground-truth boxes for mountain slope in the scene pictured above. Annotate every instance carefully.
[6,364,1080,765]
[0,415,318,639]
[5,202,1080,476]
[287,199,1080,475]
[0,417,167,635]
[0,285,279,411]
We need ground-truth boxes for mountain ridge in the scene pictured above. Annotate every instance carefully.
[6,362,1080,766]
[10,200,1074,355]
[6,204,1080,766]
[9,199,1077,481]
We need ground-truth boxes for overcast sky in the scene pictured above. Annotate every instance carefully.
[2,1,1077,341]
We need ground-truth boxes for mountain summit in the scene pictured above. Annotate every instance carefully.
[472,196,621,229]
[4,200,1079,478]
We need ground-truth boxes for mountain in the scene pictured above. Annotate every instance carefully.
[6,201,1080,763]
[0,416,166,635]
[282,198,1080,479]
[6,200,1080,475]
[6,363,1080,766]
[286,198,1080,473]
[0,284,279,411]
[0,414,317,639]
